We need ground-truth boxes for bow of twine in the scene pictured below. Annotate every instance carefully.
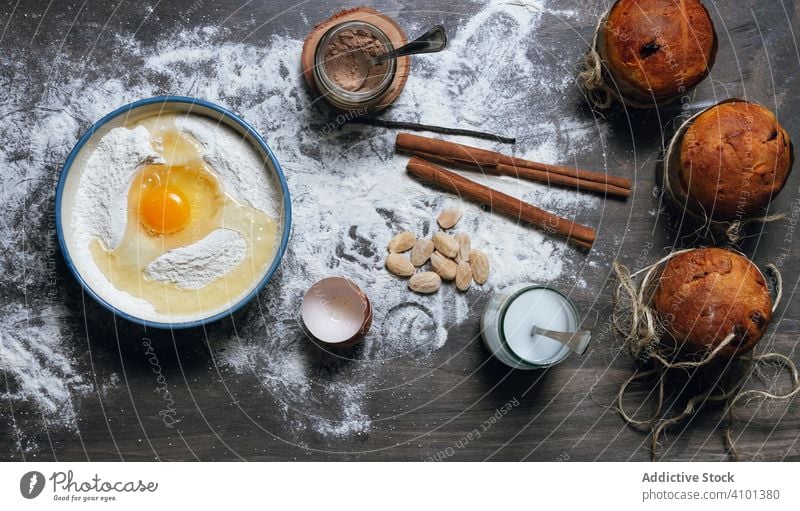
[611,252,799,460]
[577,41,614,110]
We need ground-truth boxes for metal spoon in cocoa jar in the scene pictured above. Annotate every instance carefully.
[352,25,448,90]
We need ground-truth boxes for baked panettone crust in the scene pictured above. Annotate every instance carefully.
[653,248,772,358]
[603,0,715,100]
[679,101,792,219]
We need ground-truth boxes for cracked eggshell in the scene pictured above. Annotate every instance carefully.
[301,277,372,347]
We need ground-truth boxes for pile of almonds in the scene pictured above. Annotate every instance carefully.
[385,208,489,294]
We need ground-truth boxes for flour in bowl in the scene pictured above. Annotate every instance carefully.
[175,115,280,217]
[68,114,282,322]
[144,228,247,289]
[71,125,163,315]
[72,125,162,252]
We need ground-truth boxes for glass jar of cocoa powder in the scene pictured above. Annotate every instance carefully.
[313,21,397,110]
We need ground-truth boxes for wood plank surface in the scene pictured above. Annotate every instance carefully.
[1,0,798,461]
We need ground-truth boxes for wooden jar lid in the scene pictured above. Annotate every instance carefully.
[301,7,410,112]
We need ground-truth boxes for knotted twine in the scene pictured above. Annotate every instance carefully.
[612,250,799,460]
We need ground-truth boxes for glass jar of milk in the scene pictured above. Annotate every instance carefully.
[481,283,582,369]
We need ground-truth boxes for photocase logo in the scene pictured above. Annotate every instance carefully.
[20,471,45,499]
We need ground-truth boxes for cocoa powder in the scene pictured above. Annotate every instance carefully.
[323,28,388,92]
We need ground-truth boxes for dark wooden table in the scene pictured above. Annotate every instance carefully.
[2,0,799,461]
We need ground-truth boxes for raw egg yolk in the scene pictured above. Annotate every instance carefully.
[139,185,190,234]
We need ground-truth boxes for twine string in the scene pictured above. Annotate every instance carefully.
[612,253,798,460]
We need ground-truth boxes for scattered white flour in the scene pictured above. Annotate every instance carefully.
[145,228,246,289]
[2,0,606,447]
[0,305,90,421]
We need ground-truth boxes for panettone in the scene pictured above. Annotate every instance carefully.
[678,101,792,219]
[602,0,716,103]
[653,248,772,358]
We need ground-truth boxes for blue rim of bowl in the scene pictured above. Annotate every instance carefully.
[54,95,292,329]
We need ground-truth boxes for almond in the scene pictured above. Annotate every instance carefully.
[385,253,415,277]
[410,239,435,266]
[437,207,463,229]
[455,262,472,291]
[409,272,441,294]
[432,232,459,259]
[455,232,471,262]
[387,231,416,253]
[431,251,457,280]
[470,249,489,284]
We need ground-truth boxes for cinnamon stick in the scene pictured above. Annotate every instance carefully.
[415,151,630,198]
[500,155,631,191]
[397,132,632,191]
[398,133,499,166]
[495,163,631,198]
[406,156,596,249]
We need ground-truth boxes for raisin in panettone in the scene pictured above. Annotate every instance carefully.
[602,0,716,104]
